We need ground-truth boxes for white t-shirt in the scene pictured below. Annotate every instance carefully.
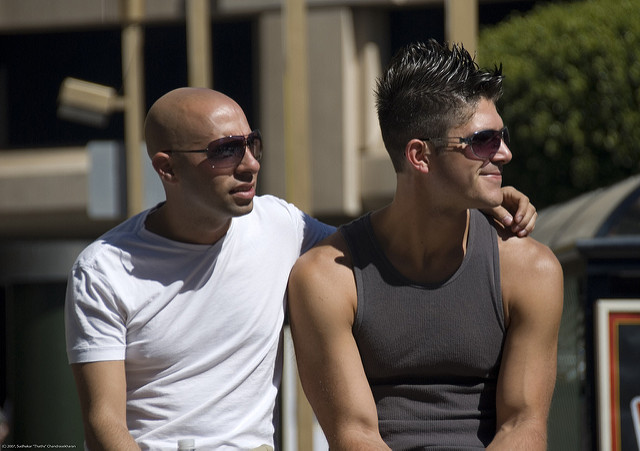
[65,195,334,450]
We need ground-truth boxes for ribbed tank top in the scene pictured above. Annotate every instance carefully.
[339,209,505,450]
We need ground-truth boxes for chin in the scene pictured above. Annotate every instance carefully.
[482,189,504,208]
[232,201,254,217]
[470,198,502,212]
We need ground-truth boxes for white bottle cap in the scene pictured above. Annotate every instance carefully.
[177,438,195,450]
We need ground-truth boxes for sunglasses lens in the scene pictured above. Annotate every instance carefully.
[206,136,247,167]
[204,130,263,167]
[247,131,263,162]
[471,128,508,159]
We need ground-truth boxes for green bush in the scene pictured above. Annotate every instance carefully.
[478,0,640,207]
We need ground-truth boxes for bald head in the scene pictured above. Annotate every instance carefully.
[144,88,249,157]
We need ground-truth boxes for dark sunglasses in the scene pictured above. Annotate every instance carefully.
[422,127,509,160]
[166,129,262,168]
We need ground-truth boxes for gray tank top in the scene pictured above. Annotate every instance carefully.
[340,209,505,450]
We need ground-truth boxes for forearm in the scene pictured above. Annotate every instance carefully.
[487,419,547,451]
[71,361,138,450]
[327,427,391,451]
[83,414,140,451]
[334,439,390,451]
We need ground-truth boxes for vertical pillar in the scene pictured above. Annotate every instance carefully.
[284,2,314,448]
[283,0,312,213]
[120,0,145,217]
[186,0,212,88]
[445,0,478,56]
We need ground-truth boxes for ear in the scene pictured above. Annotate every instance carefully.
[405,139,431,173]
[151,152,177,183]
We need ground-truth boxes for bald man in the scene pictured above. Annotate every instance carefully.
[65,88,334,450]
[64,88,537,449]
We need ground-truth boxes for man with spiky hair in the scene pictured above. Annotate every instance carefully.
[288,40,563,450]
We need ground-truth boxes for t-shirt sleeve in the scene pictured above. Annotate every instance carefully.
[64,263,127,364]
[273,196,335,254]
[263,195,335,255]
[299,212,336,254]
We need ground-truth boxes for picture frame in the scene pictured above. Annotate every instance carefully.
[595,299,640,451]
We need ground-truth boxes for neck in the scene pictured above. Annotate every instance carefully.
[145,202,232,245]
[371,198,470,284]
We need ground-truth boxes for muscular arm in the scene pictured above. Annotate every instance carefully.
[72,361,140,450]
[288,235,390,450]
[489,236,564,450]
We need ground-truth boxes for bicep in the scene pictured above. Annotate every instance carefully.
[497,243,564,433]
[288,256,384,449]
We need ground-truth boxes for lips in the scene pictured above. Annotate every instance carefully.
[480,165,503,179]
[479,171,503,187]
[230,184,255,199]
[481,174,503,185]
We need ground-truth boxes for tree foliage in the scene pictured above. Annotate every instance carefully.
[478,0,640,207]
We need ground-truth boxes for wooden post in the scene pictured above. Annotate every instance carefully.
[284,5,314,449]
[445,0,478,56]
[283,0,312,214]
[120,0,145,217]
[186,0,212,88]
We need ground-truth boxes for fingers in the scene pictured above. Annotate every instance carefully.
[490,205,514,227]
[500,186,536,237]
[514,207,537,237]
[481,187,538,237]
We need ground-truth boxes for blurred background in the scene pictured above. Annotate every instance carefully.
[0,0,639,449]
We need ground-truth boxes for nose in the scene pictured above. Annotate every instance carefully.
[236,144,261,173]
[491,139,512,164]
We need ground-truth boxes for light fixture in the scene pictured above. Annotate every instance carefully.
[57,77,124,128]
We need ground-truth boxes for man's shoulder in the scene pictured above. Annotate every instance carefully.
[289,229,358,319]
[496,230,560,274]
[496,229,564,320]
[73,212,148,269]
[253,194,296,213]
[297,212,374,269]
[298,230,349,263]
[292,230,352,279]
[248,195,304,227]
